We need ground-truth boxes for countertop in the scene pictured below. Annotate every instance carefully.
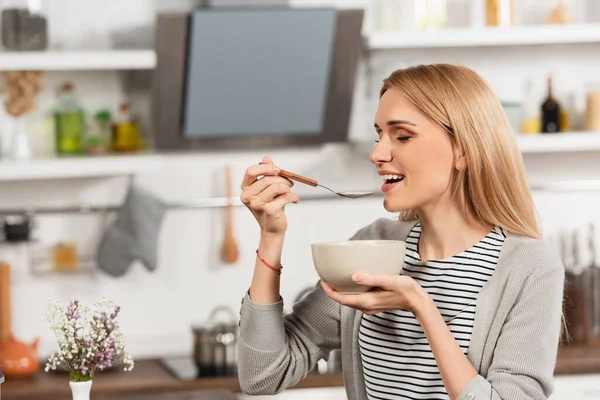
[3,341,600,400]
[2,359,344,400]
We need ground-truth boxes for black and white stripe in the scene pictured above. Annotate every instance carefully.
[359,223,506,400]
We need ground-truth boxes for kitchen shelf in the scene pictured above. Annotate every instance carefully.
[0,153,163,181]
[0,49,156,71]
[367,24,600,50]
[516,131,600,154]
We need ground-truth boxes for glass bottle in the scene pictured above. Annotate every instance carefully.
[54,82,85,155]
[541,75,561,134]
[85,110,111,155]
[112,102,142,152]
[520,78,541,134]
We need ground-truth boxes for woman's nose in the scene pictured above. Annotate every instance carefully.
[370,138,392,165]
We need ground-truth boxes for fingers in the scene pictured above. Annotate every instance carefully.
[241,175,293,201]
[352,272,396,291]
[320,281,378,311]
[241,162,280,190]
[259,156,274,165]
[262,193,299,217]
[245,183,292,209]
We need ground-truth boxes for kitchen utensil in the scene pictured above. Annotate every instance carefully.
[221,165,239,264]
[561,230,591,345]
[277,169,374,199]
[311,240,406,294]
[589,223,600,337]
[3,214,34,242]
[0,262,39,378]
[192,305,238,377]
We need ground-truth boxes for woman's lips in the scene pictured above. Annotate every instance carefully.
[382,179,403,193]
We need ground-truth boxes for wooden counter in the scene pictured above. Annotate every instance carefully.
[555,339,600,375]
[2,359,344,400]
[4,342,600,400]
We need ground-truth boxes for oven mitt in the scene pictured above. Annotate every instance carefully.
[97,184,168,277]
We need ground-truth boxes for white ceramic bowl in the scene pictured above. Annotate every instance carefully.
[311,240,406,294]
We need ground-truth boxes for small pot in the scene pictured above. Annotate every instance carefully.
[192,305,238,377]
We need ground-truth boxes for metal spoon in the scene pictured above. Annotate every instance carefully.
[278,169,374,199]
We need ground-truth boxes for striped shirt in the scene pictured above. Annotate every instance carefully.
[359,222,506,400]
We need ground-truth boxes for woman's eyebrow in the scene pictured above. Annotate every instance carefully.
[374,119,418,130]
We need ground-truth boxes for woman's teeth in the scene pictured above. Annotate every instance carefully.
[381,174,405,183]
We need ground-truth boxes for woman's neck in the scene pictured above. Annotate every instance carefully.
[416,199,492,261]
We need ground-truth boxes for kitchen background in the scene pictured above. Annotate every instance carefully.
[0,0,600,399]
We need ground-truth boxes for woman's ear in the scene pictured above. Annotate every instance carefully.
[453,145,467,171]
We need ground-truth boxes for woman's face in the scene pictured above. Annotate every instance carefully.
[370,88,458,213]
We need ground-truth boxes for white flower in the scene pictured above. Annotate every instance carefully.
[44,297,134,379]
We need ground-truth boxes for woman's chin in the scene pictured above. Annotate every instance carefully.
[383,197,413,213]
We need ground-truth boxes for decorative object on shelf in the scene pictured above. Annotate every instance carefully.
[54,82,85,156]
[0,0,48,51]
[585,90,600,131]
[546,0,577,24]
[421,0,447,30]
[541,75,561,133]
[373,0,418,32]
[486,0,513,26]
[96,183,167,277]
[1,70,44,160]
[501,101,523,134]
[221,165,238,264]
[112,102,142,153]
[520,78,541,135]
[0,262,40,379]
[1,70,44,116]
[44,297,135,400]
[52,241,78,272]
[85,110,111,155]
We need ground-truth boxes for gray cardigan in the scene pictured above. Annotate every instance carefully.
[237,218,565,400]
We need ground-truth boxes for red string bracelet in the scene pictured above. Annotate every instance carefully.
[256,249,282,275]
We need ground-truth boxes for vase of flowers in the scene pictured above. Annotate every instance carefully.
[44,298,134,400]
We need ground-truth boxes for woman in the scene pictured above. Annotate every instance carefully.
[237,64,565,400]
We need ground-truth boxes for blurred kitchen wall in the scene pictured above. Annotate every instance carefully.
[1,0,599,360]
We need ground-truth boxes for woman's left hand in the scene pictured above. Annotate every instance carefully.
[321,273,427,315]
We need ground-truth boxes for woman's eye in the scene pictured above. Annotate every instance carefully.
[396,136,410,142]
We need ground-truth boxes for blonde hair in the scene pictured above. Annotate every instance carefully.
[381,64,540,239]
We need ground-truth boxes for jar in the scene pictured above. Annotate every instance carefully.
[0,0,48,51]
[85,110,111,155]
[486,0,514,26]
[585,91,600,131]
[52,241,78,272]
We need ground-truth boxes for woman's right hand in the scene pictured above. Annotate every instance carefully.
[240,156,299,236]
